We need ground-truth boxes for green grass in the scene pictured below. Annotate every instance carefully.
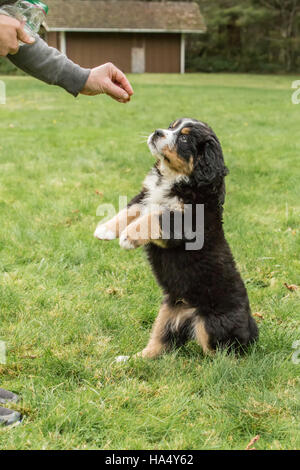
[0,73,299,450]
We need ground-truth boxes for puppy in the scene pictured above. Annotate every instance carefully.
[95,118,258,358]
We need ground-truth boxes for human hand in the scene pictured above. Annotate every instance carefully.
[80,62,134,103]
[0,14,35,56]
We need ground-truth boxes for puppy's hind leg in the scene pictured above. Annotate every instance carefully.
[137,302,175,359]
[115,300,170,364]
[194,318,214,355]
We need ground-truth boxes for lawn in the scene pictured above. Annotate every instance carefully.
[0,73,299,450]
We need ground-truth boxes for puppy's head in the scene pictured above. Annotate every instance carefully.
[148,118,228,186]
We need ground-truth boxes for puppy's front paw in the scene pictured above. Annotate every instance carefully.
[119,231,138,250]
[94,224,117,240]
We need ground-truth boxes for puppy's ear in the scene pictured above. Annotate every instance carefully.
[193,136,228,187]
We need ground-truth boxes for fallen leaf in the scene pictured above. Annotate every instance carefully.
[253,312,264,319]
[95,190,104,197]
[284,283,298,292]
[245,434,260,450]
[105,287,124,297]
[65,217,72,226]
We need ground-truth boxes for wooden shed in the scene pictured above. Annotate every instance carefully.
[44,0,206,73]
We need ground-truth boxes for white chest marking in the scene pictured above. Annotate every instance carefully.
[142,168,185,213]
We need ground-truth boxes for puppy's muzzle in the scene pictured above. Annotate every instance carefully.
[153,129,165,140]
[150,129,165,146]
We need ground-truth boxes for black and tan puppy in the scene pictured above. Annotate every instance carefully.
[95,119,258,359]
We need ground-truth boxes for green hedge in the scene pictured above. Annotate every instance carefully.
[0,58,25,75]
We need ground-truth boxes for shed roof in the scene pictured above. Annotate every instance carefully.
[44,1,206,33]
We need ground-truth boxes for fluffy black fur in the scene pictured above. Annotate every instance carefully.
[129,119,258,353]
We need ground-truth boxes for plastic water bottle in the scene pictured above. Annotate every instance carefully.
[0,1,48,44]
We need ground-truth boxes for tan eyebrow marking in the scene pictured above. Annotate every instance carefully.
[181,127,191,135]
[172,120,179,128]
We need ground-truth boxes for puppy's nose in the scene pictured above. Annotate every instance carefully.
[154,129,165,139]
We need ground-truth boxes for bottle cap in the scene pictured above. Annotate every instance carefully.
[23,0,49,15]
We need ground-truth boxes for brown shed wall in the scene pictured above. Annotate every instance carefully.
[52,32,181,73]
[146,33,181,73]
[47,31,60,50]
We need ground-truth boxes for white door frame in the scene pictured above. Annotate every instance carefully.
[59,31,67,55]
[180,33,185,74]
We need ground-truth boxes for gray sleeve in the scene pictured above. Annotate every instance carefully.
[7,36,91,97]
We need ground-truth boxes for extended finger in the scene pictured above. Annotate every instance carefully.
[106,92,129,104]
[111,67,134,97]
[105,79,131,101]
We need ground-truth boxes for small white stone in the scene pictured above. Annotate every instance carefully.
[115,355,130,363]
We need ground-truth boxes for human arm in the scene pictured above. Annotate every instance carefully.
[8,36,133,101]
[0,13,133,100]
[7,35,91,97]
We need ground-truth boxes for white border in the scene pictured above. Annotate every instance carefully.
[45,27,205,34]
